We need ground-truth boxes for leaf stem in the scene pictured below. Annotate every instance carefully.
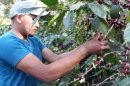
[97,73,120,86]
[102,24,114,41]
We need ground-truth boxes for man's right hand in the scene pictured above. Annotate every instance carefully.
[84,32,109,55]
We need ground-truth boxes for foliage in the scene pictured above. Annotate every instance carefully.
[0,0,18,14]
[37,0,130,86]
[1,0,130,86]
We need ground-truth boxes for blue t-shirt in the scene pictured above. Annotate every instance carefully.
[0,30,46,86]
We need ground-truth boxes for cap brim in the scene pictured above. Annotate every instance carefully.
[31,10,50,19]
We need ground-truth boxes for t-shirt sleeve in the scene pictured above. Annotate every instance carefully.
[0,40,31,67]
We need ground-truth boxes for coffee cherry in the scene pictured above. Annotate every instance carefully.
[127,0,130,3]
[96,61,99,64]
[123,14,127,20]
[123,67,126,70]
[79,75,82,78]
[111,0,119,4]
[127,71,130,74]
[102,55,106,58]
[126,53,129,56]
[91,13,95,18]
[122,65,125,68]
[89,66,92,68]
[123,53,126,56]
[81,35,85,38]
[124,62,126,65]
[85,20,89,25]
[122,70,125,73]
[70,81,73,83]
[124,50,127,53]
[126,66,129,69]
[122,60,125,62]
[114,52,117,54]
[82,28,84,30]
[84,73,87,76]
[108,21,112,24]
[98,56,101,60]
[101,35,104,38]
[124,71,127,74]
[98,0,104,4]
[125,59,128,62]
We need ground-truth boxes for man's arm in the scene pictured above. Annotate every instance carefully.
[16,33,109,83]
[16,43,89,83]
[41,33,109,63]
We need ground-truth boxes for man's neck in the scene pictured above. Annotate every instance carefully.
[11,29,29,43]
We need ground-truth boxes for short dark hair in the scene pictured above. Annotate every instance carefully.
[11,16,15,20]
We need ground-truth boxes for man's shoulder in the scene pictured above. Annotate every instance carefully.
[0,30,18,43]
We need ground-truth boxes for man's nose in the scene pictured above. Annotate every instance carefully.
[35,20,39,28]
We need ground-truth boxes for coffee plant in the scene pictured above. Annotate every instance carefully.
[1,0,130,86]
[36,0,130,86]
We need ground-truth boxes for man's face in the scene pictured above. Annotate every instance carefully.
[21,14,39,37]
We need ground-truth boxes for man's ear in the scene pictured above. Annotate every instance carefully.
[15,14,22,23]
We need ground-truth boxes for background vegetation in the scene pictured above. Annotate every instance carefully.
[1,0,130,86]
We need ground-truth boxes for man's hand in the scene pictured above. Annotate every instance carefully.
[84,32,109,55]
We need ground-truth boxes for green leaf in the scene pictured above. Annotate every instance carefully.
[108,42,122,51]
[50,0,58,5]
[63,11,74,30]
[105,53,115,64]
[101,4,110,12]
[110,4,120,19]
[53,11,66,31]
[91,17,100,30]
[115,30,124,43]
[101,74,108,82]
[126,11,130,23]
[92,70,103,77]
[112,65,121,69]
[16,7,42,14]
[98,17,108,26]
[40,0,58,6]
[88,2,107,19]
[28,7,48,32]
[115,56,121,65]
[98,22,107,34]
[76,7,82,18]
[111,82,118,86]
[117,78,130,86]
[40,0,52,6]
[70,2,87,11]
[108,26,115,39]
[104,0,113,6]
[60,78,70,86]
[47,4,64,11]
[68,0,77,4]
[46,12,61,31]
[123,22,130,45]
[120,8,128,21]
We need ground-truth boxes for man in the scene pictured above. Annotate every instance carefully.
[0,1,109,86]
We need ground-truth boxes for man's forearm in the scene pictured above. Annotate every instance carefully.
[56,42,89,61]
[43,45,88,83]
